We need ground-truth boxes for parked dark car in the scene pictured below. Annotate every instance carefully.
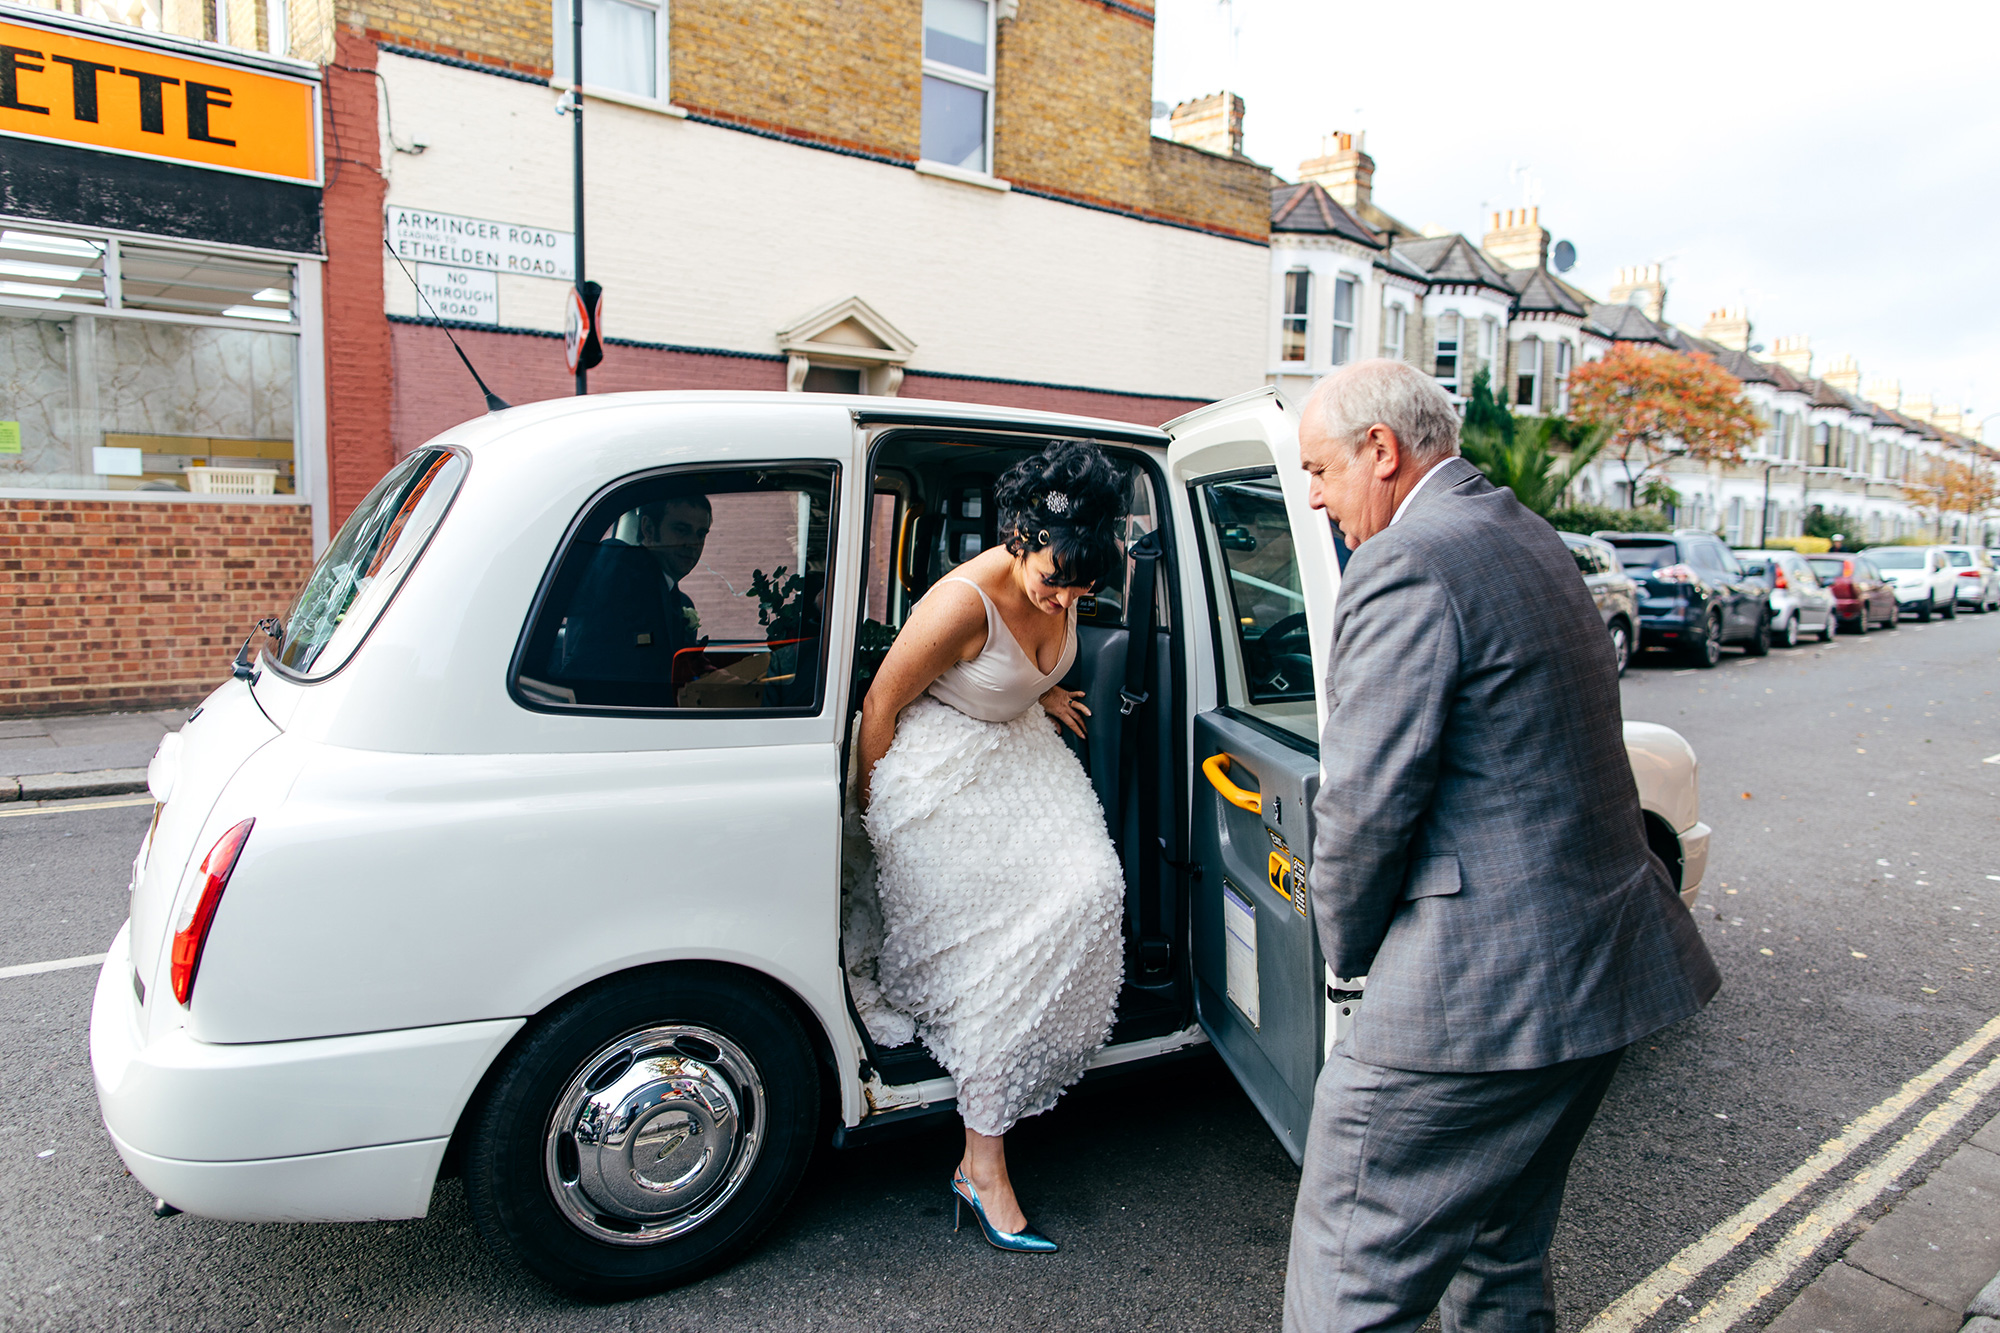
[1803,553,1899,633]
[1559,531,1640,675]
[1596,530,1772,668]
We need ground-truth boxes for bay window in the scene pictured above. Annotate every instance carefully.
[1280,270,1309,363]
[1330,276,1355,366]
[1383,303,1406,362]
[1514,337,1541,409]
[1434,312,1460,390]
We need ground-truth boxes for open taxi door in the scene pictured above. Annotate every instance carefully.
[1163,386,1351,1164]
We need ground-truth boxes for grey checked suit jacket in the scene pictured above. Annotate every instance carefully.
[1311,457,1720,1073]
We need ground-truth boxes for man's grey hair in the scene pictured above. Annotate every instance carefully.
[1307,359,1462,466]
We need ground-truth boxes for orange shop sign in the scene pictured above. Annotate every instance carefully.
[0,15,318,184]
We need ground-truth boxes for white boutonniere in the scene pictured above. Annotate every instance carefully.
[683,606,701,638]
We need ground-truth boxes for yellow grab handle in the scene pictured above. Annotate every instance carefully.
[1202,752,1263,813]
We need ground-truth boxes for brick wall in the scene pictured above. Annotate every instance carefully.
[0,499,315,716]
[335,0,1265,241]
[322,31,396,530]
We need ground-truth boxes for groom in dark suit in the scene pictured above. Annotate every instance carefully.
[1285,360,1720,1332]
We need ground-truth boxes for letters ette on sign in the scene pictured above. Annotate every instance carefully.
[387,207,574,283]
[0,15,319,184]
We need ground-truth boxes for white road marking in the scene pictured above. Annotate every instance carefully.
[0,953,108,980]
[1588,1011,2000,1331]
[0,796,153,819]
[1682,1051,2000,1332]
[1983,754,2000,765]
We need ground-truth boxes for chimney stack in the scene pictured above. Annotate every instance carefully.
[1297,130,1374,210]
[1770,336,1812,378]
[1481,207,1549,271]
[1865,377,1901,411]
[1606,265,1666,323]
[1168,93,1245,158]
[1822,354,1861,394]
[1699,307,1753,353]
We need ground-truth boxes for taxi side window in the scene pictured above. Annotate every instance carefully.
[514,465,837,714]
[1196,474,1314,741]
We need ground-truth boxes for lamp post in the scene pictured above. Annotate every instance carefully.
[571,0,586,396]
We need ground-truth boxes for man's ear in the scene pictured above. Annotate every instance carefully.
[1368,424,1402,481]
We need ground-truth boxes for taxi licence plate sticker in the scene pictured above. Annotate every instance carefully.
[1222,880,1259,1029]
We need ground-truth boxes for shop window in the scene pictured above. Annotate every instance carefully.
[554,0,668,102]
[1279,270,1309,363]
[515,465,838,714]
[0,224,301,495]
[1433,312,1459,390]
[1329,276,1355,365]
[920,0,993,174]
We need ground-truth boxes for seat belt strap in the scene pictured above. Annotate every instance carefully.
[1116,531,1169,976]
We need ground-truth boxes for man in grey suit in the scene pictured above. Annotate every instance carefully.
[1284,360,1721,1332]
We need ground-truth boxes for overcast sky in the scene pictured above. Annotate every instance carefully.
[1150,0,2000,435]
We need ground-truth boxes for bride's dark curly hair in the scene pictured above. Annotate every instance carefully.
[994,440,1125,589]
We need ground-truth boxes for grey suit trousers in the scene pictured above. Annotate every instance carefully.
[1282,1045,1626,1333]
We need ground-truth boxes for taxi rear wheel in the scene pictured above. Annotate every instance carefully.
[463,965,819,1299]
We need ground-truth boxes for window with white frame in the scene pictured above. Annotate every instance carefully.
[1280,270,1310,363]
[1514,337,1541,408]
[1383,303,1407,362]
[921,0,994,173]
[1433,311,1460,390]
[1554,339,1571,413]
[1481,315,1497,363]
[554,0,668,101]
[1330,276,1356,366]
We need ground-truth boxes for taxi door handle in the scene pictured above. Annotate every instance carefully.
[1202,752,1263,813]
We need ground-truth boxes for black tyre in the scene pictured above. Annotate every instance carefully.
[1918,596,1932,623]
[1817,611,1836,643]
[464,965,820,1299]
[1684,609,1723,668]
[1943,595,1957,619]
[1745,613,1771,657]
[1853,606,1870,635]
[1777,613,1799,649]
[1608,619,1631,677]
[1881,600,1898,629]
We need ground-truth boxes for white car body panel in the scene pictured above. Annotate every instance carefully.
[90,393,1713,1226]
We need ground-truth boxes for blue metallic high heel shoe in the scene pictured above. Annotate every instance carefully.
[952,1168,1059,1253]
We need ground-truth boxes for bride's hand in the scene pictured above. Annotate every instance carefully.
[1040,685,1091,739]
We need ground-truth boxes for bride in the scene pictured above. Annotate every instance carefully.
[857,441,1128,1254]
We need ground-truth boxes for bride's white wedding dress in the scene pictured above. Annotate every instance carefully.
[855,577,1126,1138]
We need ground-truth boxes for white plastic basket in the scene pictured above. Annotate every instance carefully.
[185,465,278,496]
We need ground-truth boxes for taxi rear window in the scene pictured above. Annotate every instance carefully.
[272,448,466,679]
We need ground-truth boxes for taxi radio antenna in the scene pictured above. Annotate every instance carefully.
[383,237,511,413]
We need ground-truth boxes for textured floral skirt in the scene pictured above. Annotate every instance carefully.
[852,695,1125,1137]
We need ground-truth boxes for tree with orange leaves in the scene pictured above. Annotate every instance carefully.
[1904,452,2000,540]
[1568,343,1760,507]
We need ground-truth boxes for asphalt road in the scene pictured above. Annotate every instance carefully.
[2,611,1997,1331]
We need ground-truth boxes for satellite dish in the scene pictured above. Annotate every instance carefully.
[1551,239,1576,273]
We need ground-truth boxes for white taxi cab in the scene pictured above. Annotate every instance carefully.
[91,388,1710,1297]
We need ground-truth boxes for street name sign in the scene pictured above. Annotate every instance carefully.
[387,206,573,281]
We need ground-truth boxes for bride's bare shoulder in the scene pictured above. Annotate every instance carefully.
[905,577,989,659]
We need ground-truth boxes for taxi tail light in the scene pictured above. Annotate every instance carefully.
[1654,564,1698,584]
[1962,569,1982,578]
[170,818,254,1006]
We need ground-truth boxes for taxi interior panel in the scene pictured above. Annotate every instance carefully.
[848,431,1190,1087]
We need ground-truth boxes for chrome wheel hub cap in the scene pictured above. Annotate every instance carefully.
[545,1025,764,1246]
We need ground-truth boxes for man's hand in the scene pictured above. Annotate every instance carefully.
[1040,685,1091,739]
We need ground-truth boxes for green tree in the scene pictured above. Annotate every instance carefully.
[1460,413,1610,518]
[1464,368,1514,446]
[1802,505,1854,541]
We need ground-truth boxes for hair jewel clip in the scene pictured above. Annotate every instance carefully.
[1042,491,1071,516]
[1036,529,1052,546]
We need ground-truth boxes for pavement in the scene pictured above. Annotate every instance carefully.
[0,708,185,802]
[2,615,1998,1329]
[1766,1120,2000,1332]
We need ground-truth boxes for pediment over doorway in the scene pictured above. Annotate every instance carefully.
[776,296,917,395]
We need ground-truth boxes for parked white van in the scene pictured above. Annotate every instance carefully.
[91,390,1710,1297]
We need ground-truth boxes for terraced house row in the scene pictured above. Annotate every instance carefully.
[0,0,1993,712]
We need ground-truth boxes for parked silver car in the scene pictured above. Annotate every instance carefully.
[1940,546,1999,613]
[1735,550,1838,646]
[1559,531,1640,675]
